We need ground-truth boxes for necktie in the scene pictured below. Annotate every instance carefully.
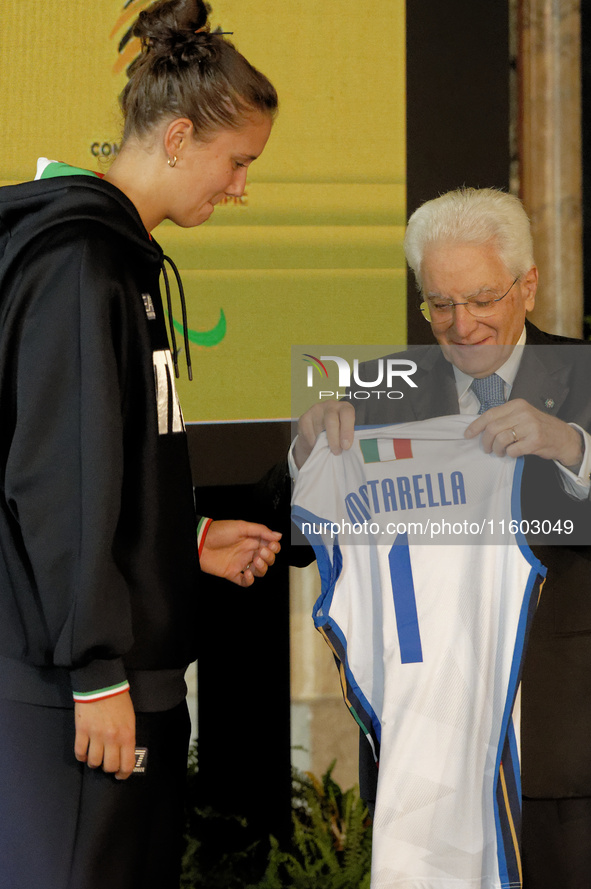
[470,373,505,414]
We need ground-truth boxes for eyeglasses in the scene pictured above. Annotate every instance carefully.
[419,276,520,324]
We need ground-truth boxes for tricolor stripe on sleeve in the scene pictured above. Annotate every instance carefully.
[72,681,130,703]
[197,516,213,558]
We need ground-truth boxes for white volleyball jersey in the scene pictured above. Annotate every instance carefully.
[292,415,546,889]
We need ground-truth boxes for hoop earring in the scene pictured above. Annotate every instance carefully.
[168,155,177,168]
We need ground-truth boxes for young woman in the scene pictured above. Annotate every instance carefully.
[0,1,279,886]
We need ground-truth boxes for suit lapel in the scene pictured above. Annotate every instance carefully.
[511,325,571,416]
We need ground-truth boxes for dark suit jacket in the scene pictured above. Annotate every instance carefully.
[342,321,591,798]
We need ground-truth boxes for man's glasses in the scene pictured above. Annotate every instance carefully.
[419,276,520,324]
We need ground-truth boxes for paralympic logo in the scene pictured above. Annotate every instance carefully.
[168,311,227,348]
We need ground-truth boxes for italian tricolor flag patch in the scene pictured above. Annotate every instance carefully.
[359,438,413,464]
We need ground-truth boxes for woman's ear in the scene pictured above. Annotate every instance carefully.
[163,118,194,161]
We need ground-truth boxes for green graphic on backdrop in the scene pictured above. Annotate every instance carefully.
[170,310,227,347]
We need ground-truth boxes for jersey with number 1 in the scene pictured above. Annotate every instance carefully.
[291,415,546,889]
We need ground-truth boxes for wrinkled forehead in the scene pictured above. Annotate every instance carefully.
[421,240,512,294]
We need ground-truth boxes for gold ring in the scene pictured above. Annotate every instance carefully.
[510,427,518,443]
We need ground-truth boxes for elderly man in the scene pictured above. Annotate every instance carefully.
[292,188,591,889]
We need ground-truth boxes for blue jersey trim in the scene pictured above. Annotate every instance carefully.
[511,456,547,578]
[493,556,542,885]
[292,505,382,755]
[291,505,337,597]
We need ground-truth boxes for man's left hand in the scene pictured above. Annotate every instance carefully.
[465,398,584,470]
[200,520,282,587]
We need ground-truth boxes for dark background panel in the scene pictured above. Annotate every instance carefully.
[189,421,293,488]
[188,427,293,846]
[191,481,292,848]
[406,0,510,344]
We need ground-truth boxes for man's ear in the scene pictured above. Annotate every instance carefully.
[163,118,194,160]
[522,265,538,312]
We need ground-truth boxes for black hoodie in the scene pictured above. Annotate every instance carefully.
[0,173,200,711]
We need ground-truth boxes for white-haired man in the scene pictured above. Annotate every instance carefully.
[292,188,591,888]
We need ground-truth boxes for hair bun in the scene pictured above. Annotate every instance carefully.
[134,0,216,63]
[120,0,277,144]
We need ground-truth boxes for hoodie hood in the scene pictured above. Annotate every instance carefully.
[0,164,192,379]
[0,171,161,276]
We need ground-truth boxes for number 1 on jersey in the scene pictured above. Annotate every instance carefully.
[388,532,424,663]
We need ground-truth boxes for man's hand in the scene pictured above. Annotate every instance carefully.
[465,398,584,470]
[293,401,356,468]
[74,691,136,781]
[200,520,281,587]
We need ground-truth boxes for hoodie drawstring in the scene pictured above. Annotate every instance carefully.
[161,255,193,381]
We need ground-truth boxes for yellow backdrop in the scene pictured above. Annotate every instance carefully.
[1,0,406,421]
